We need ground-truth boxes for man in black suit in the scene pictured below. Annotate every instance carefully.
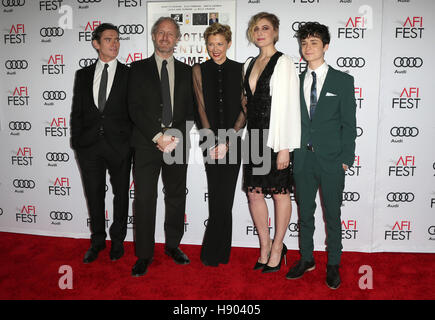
[70,23,132,263]
[128,17,194,277]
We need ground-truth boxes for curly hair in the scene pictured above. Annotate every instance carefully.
[295,22,330,45]
[204,23,232,43]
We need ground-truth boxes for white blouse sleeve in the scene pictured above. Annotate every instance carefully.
[267,54,301,152]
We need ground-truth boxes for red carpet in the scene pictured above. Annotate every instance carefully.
[0,232,434,300]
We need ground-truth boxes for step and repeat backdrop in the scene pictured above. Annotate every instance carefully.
[0,0,434,253]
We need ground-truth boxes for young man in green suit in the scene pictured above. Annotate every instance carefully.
[286,22,357,289]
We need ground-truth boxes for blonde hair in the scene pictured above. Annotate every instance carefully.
[204,23,232,43]
[246,12,279,44]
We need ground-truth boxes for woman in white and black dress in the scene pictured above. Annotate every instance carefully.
[243,12,301,273]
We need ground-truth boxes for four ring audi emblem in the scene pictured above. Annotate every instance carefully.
[79,58,97,68]
[77,0,101,3]
[50,211,73,221]
[291,21,307,32]
[337,57,366,68]
[386,192,414,202]
[393,57,423,68]
[390,127,419,137]
[13,179,35,189]
[40,27,64,37]
[342,192,360,201]
[2,0,25,7]
[118,24,144,35]
[5,60,28,70]
[42,90,66,100]
[46,152,70,162]
[9,121,31,130]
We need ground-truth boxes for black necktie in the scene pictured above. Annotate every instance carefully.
[161,60,172,126]
[98,63,108,112]
[309,71,317,120]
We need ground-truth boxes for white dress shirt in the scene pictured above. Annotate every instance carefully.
[93,58,118,108]
[303,62,329,117]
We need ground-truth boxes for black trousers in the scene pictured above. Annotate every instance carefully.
[201,162,241,265]
[133,146,188,259]
[76,138,132,248]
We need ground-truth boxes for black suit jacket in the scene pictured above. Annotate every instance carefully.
[70,60,132,157]
[128,54,194,151]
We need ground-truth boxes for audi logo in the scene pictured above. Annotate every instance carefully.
[5,59,28,70]
[390,127,419,137]
[77,0,101,3]
[2,0,25,7]
[50,211,73,221]
[9,121,31,131]
[13,179,35,189]
[79,58,97,68]
[42,90,66,100]
[291,21,307,32]
[46,152,70,162]
[336,57,366,68]
[428,226,435,236]
[40,27,64,37]
[342,192,360,202]
[386,192,415,202]
[393,57,423,68]
[118,24,144,35]
[356,126,363,137]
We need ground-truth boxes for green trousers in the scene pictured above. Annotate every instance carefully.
[294,151,345,266]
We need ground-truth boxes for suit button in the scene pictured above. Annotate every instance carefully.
[157,117,161,122]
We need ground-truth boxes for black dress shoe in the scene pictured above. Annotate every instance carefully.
[164,246,190,265]
[285,259,315,279]
[253,261,267,270]
[110,243,124,261]
[83,245,106,264]
[131,258,150,277]
[326,265,341,289]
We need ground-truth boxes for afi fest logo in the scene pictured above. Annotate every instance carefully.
[342,220,358,240]
[345,155,361,177]
[124,52,144,66]
[4,23,26,44]
[392,87,420,110]
[7,86,29,106]
[395,17,424,39]
[354,87,363,109]
[388,155,416,177]
[42,54,65,75]
[79,20,101,41]
[11,147,33,166]
[117,0,144,7]
[48,177,71,196]
[385,221,412,241]
[45,117,68,137]
[16,205,37,223]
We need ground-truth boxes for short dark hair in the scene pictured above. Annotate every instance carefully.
[92,23,119,42]
[295,22,330,45]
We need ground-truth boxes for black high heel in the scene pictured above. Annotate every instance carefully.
[262,243,287,273]
[253,239,272,270]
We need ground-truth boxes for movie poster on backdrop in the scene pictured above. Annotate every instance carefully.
[147,0,236,64]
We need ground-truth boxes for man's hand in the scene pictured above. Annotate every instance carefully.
[156,134,179,153]
[342,164,348,171]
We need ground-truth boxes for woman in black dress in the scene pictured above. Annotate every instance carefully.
[192,23,246,266]
[244,12,301,273]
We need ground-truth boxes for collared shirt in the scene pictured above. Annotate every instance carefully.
[152,53,175,143]
[303,61,329,116]
[154,53,175,112]
[93,58,118,108]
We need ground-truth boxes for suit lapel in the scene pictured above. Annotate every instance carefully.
[299,71,310,123]
[172,59,182,123]
[85,62,98,110]
[104,60,121,112]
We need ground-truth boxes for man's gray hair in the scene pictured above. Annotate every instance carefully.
[151,16,181,39]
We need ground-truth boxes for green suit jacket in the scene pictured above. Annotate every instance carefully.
[293,66,357,174]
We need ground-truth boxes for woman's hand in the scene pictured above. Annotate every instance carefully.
[276,149,290,170]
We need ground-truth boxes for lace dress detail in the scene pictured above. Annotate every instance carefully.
[243,51,293,195]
